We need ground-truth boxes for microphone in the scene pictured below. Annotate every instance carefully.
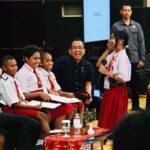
[99,59,107,77]
[101,59,107,66]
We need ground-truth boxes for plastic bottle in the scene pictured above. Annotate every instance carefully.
[73,113,81,137]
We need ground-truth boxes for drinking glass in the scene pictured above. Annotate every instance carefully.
[62,120,70,137]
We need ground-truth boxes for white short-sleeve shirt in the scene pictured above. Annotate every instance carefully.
[104,49,131,89]
[15,63,47,93]
[0,73,25,107]
[38,68,61,91]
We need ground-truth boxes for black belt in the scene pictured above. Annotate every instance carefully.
[110,82,124,88]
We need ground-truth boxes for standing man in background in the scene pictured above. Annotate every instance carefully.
[112,3,146,111]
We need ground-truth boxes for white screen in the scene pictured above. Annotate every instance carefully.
[84,0,110,43]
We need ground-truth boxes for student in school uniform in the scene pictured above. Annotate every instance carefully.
[15,45,74,128]
[39,52,75,98]
[97,30,131,130]
[0,67,41,150]
[0,55,50,134]
[39,52,84,121]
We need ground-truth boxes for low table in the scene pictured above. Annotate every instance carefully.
[44,127,112,150]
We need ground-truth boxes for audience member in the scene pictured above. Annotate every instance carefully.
[39,51,75,120]
[0,55,50,134]
[15,45,74,128]
[0,114,41,150]
[40,52,75,98]
[53,38,100,117]
[113,111,150,150]
[97,30,131,130]
[1,67,41,150]
[112,3,146,111]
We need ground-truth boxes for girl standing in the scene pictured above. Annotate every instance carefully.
[97,31,131,130]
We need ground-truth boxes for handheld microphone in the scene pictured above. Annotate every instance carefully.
[101,59,107,66]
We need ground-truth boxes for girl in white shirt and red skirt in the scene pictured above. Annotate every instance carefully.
[97,30,131,130]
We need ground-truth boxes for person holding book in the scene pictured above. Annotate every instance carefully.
[15,45,74,128]
[40,52,75,98]
[0,55,50,134]
[39,51,82,121]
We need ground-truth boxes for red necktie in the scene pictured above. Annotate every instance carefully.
[14,80,24,101]
[33,69,42,88]
[108,56,115,71]
[108,53,119,71]
[48,75,55,92]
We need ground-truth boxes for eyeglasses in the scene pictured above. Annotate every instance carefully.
[71,46,84,50]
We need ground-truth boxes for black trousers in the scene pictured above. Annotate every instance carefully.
[0,114,41,150]
[127,63,141,108]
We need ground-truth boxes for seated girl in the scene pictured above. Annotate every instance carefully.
[15,45,74,128]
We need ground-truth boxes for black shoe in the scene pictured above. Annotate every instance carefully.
[131,106,144,111]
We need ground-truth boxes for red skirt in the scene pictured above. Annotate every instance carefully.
[2,103,74,121]
[50,103,74,120]
[1,106,39,118]
[71,102,84,112]
[98,85,128,130]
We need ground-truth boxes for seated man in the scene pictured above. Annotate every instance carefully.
[0,113,41,150]
[53,38,101,117]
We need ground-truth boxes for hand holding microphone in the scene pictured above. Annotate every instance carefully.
[98,59,109,75]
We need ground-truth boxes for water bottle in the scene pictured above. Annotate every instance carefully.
[73,113,81,137]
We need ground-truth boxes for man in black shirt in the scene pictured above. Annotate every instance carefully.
[53,38,100,116]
